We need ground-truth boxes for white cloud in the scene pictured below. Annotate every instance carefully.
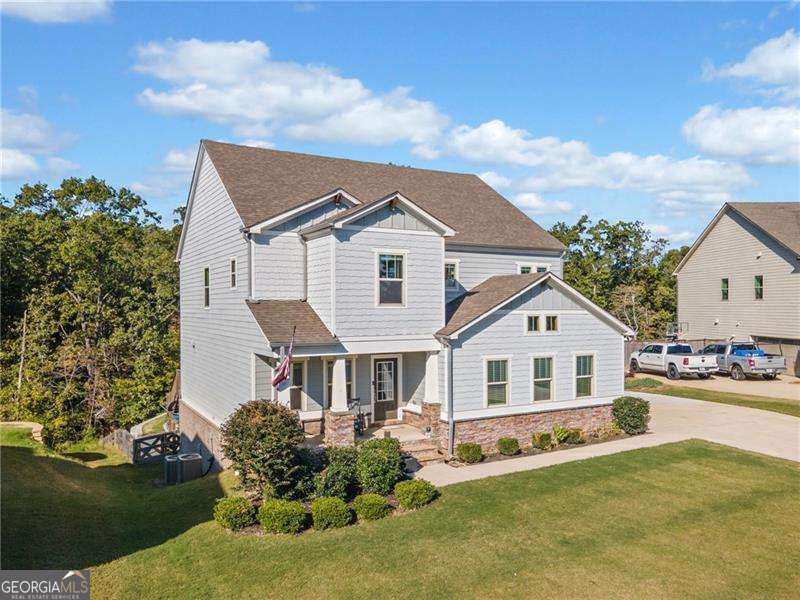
[131,146,197,199]
[683,105,800,165]
[448,119,752,209]
[1,0,111,24]
[0,108,78,180]
[133,39,448,153]
[1,148,38,178]
[478,171,512,189]
[512,192,573,215]
[644,223,695,244]
[705,29,800,100]
[239,139,275,149]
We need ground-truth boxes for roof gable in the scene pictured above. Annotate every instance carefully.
[201,140,564,252]
[674,202,800,274]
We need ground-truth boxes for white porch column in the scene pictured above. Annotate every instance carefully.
[424,351,439,404]
[330,356,349,412]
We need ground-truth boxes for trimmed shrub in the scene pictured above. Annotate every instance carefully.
[612,396,651,435]
[353,493,391,521]
[311,497,352,530]
[314,446,359,501]
[213,496,256,531]
[566,429,585,444]
[552,425,570,445]
[456,442,483,463]
[394,479,438,510]
[291,446,327,500]
[220,400,306,497]
[497,437,520,456]
[356,438,403,495]
[532,432,552,450]
[259,499,307,534]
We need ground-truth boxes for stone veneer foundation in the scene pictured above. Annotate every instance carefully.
[179,399,228,471]
[403,402,614,454]
[324,411,355,446]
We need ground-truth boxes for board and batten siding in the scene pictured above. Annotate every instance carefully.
[449,283,624,414]
[445,245,564,300]
[677,210,800,340]
[180,151,268,425]
[333,227,444,338]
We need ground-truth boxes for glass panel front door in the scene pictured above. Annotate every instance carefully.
[373,358,398,421]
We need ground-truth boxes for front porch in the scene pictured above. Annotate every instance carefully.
[257,349,442,446]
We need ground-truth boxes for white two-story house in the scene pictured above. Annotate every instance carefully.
[177,140,633,462]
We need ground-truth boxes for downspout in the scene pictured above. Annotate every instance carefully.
[300,234,308,299]
[442,338,455,459]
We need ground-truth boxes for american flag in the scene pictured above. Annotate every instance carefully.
[271,327,295,388]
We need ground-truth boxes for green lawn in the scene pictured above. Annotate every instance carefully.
[141,413,168,435]
[3,427,799,599]
[625,377,800,417]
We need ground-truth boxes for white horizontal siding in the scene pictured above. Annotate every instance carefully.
[678,210,800,340]
[306,235,331,327]
[445,246,564,300]
[180,152,269,425]
[252,232,305,299]
[451,286,623,413]
[333,228,444,338]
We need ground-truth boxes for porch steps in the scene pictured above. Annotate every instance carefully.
[401,439,445,466]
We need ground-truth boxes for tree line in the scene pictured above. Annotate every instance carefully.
[1,177,687,447]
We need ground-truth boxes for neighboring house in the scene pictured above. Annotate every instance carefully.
[674,202,800,376]
[177,140,633,464]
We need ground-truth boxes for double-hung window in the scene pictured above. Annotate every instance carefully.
[230,258,237,289]
[290,361,305,410]
[721,278,729,301]
[203,267,210,308]
[378,253,404,305]
[532,357,553,402]
[325,359,354,406]
[486,359,509,406]
[444,261,458,289]
[754,275,763,300]
[575,354,594,398]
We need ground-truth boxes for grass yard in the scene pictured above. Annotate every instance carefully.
[625,377,800,417]
[141,413,168,434]
[3,427,799,599]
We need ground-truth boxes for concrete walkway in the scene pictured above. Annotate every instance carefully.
[1,421,43,443]
[416,393,800,487]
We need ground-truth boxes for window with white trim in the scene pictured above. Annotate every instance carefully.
[230,257,237,288]
[378,253,404,305]
[203,267,210,308]
[444,260,458,289]
[575,354,594,398]
[325,358,354,406]
[526,315,540,333]
[290,361,305,410]
[518,264,533,274]
[532,357,553,402]
[754,275,764,300]
[545,315,559,332]
[486,359,509,406]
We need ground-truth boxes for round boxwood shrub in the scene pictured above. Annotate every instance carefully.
[353,493,391,521]
[213,496,256,531]
[394,479,438,510]
[311,497,352,530]
[258,499,308,534]
[220,400,306,497]
[497,437,520,456]
[314,446,359,501]
[456,442,483,463]
[612,396,651,435]
[532,432,552,450]
[356,438,403,495]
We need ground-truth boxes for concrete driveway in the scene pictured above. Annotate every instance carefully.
[417,393,800,487]
[631,371,800,401]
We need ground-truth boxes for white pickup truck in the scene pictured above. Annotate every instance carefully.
[629,343,718,380]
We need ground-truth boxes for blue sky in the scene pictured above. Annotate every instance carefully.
[2,1,798,244]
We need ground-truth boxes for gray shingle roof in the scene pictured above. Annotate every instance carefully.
[437,273,549,337]
[246,299,338,346]
[202,140,564,252]
[728,202,800,256]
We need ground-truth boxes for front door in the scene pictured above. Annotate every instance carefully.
[373,358,398,422]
